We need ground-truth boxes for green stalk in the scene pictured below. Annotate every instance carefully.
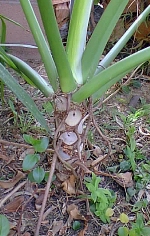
[72,47,150,103]
[19,0,58,91]
[66,0,93,84]
[8,54,54,97]
[37,0,76,93]
[0,63,50,131]
[0,18,6,46]
[81,0,129,82]
[96,5,150,74]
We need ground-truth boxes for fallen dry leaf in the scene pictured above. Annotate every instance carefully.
[51,219,64,235]
[62,175,76,195]
[0,154,9,161]
[4,196,24,213]
[67,204,86,221]
[0,170,26,189]
[114,172,133,188]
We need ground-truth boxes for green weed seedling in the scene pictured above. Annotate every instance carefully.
[22,134,49,183]
[118,213,150,236]
[85,173,116,223]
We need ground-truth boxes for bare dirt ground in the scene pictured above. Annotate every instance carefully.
[0,58,150,236]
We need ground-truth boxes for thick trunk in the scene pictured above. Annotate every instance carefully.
[53,94,92,175]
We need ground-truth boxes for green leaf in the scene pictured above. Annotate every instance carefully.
[105,208,114,217]
[118,227,129,236]
[19,0,58,91]
[28,171,36,183]
[119,213,129,224]
[0,215,10,236]
[37,0,76,92]
[23,154,40,171]
[0,63,50,131]
[43,101,54,114]
[72,47,150,103]
[129,136,136,152]
[81,0,129,81]
[96,6,150,74]
[33,167,45,183]
[141,227,150,236]
[132,201,144,212]
[66,0,93,84]
[44,172,56,183]
[33,137,49,153]
[91,191,98,203]
[129,229,138,236]
[72,221,81,230]
[120,160,131,171]
[8,54,54,96]
[23,134,36,145]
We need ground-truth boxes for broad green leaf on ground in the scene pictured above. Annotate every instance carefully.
[0,215,10,236]
[119,213,129,224]
[118,227,129,236]
[32,137,49,153]
[23,154,40,171]
[33,167,45,183]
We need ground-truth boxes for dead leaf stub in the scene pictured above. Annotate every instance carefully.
[114,172,134,188]
[67,204,86,221]
[4,196,24,213]
[61,175,76,195]
[0,170,25,189]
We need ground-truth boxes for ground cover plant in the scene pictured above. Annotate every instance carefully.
[0,0,150,235]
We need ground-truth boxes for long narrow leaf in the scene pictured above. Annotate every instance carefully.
[37,0,76,93]
[92,69,134,102]
[72,47,150,103]
[66,0,93,84]
[0,63,50,131]
[19,0,58,91]
[8,54,54,96]
[96,5,150,74]
[0,14,27,29]
[81,0,129,82]
[0,18,6,45]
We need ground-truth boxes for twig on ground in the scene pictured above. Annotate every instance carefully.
[35,153,57,236]
[0,181,26,209]
[0,139,54,153]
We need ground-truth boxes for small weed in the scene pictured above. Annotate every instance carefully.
[118,213,150,236]
[22,134,49,184]
[84,173,116,223]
